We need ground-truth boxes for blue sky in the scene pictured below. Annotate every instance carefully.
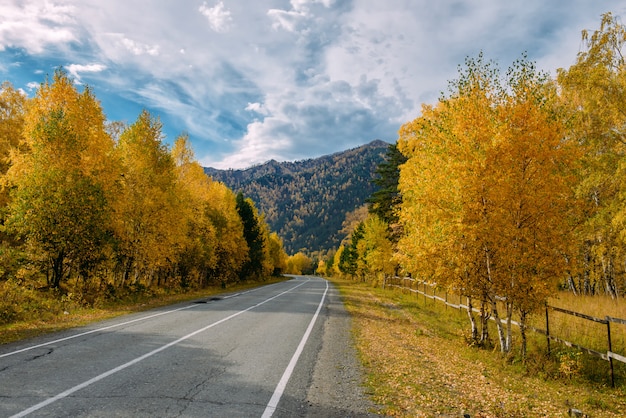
[0,1,621,169]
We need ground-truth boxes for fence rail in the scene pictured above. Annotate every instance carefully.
[385,276,626,387]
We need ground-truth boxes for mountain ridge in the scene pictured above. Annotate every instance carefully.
[204,139,390,255]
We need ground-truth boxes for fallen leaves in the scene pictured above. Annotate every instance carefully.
[336,281,626,417]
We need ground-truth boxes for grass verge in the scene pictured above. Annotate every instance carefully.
[0,277,288,345]
[330,277,626,417]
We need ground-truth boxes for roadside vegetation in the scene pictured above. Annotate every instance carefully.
[319,12,626,361]
[0,68,318,332]
[0,276,288,345]
[313,12,626,416]
[332,277,626,417]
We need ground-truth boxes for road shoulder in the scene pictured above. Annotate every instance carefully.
[303,281,382,417]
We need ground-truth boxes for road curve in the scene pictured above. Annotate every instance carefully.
[0,276,375,417]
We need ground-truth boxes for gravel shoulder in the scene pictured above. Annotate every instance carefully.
[303,281,384,417]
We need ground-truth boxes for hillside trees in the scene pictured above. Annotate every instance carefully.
[207,140,387,254]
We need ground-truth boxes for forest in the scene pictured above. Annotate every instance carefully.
[205,139,388,255]
[0,69,304,322]
[2,12,626,354]
[321,13,626,357]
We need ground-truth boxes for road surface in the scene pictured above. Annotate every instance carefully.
[0,276,376,417]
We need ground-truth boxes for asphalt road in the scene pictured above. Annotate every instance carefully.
[0,276,376,417]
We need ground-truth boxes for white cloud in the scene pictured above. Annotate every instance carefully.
[0,0,77,53]
[267,8,308,32]
[245,102,268,115]
[0,0,619,169]
[120,37,160,56]
[67,63,106,83]
[199,1,233,33]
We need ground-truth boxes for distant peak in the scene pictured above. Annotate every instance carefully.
[367,139,390,147]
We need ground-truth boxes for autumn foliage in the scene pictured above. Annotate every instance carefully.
[0,69,287,314]
[323,13,626,357]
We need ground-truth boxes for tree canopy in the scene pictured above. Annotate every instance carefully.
[0,69,287,303]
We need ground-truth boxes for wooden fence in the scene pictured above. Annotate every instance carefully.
[385,276,626,387]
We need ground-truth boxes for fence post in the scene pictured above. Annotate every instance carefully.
[545,305,551,356]
[607,317,615,388]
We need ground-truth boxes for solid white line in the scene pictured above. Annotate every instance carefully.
[0,282,280,359]
[0,305,196,359]
[261,279,329,418]
[10,280,308,418]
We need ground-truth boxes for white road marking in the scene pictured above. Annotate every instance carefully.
[262,279,329,418]
[10,279,308,418]
[0,282,277,359]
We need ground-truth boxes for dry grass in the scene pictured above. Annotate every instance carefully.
[331,278,626,417]
[548,292,626,357]
[550,292,626,319]
[0,277,288,345]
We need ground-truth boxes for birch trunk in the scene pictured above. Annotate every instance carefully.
[491,299,508,353]
[466,297,478,342]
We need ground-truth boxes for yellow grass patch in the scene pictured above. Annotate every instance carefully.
[0,277,288,345]
[332,278,626,417]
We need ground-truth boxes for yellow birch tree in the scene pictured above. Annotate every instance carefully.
[557,12,626,298]
[398,55,578,356]
[114,110,185,287]
[5,69,117,289]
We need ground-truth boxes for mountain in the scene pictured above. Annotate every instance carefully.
[204,140,390,255]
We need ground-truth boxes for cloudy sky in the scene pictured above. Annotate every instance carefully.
[0,1,621,169]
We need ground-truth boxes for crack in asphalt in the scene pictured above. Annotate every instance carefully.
[173,366,229,416]
[25,348,54,362]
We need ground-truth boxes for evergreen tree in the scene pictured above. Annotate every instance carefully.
[367,143,407,242]
[236,192,266,280]
[339,221,364,277]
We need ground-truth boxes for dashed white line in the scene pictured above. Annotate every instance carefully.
[0,282,278,359]
[262,279,329,418]
[10,279,308,418]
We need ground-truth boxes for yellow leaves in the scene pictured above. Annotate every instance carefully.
[1,68,282,289]
[362,215,395,276]
[341,283,574,417]
[286,252,312,274]
[398,55,578,329]
[113,112,184,272]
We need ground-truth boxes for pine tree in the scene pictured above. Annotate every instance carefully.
[236,192,266,280]
[367,142,407,239]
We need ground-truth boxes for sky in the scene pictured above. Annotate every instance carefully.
[0,1,622,169]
